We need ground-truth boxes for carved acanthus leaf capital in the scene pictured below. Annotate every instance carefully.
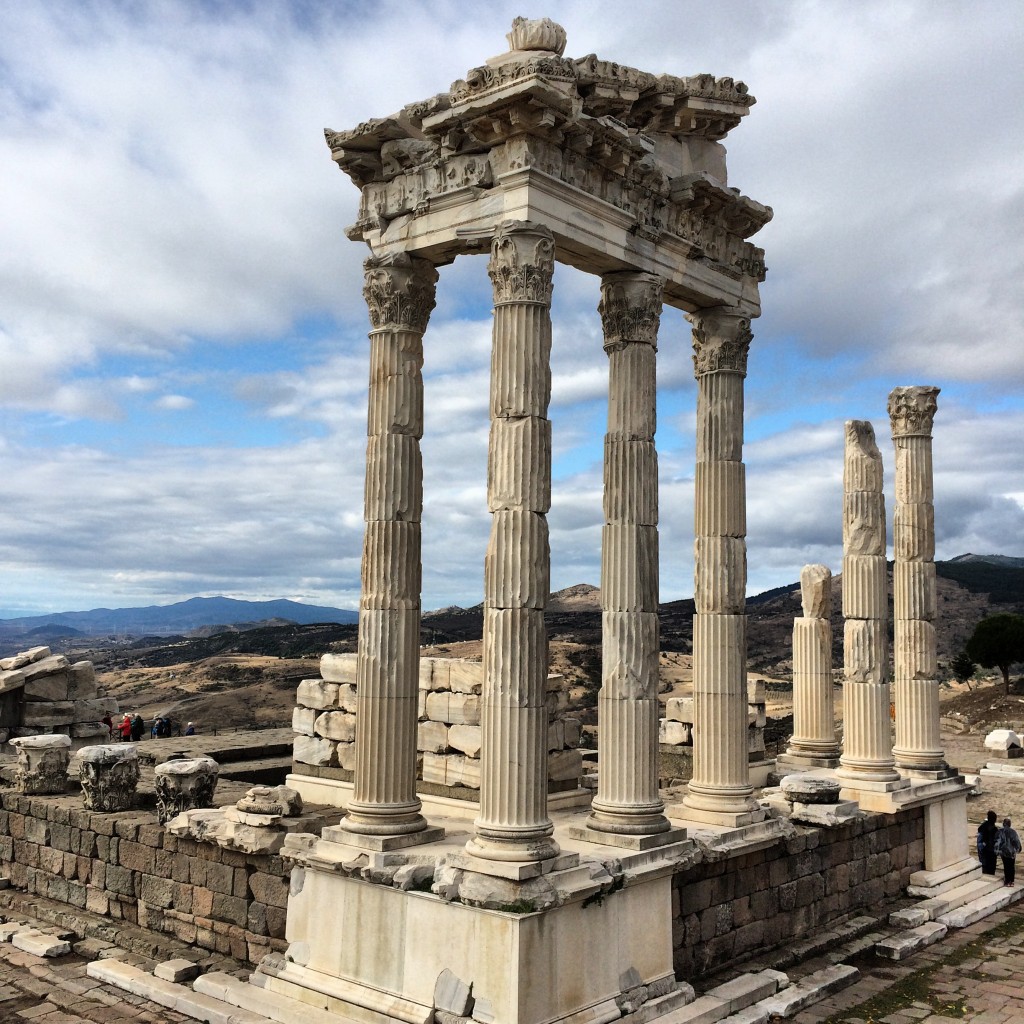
[363,253,439,333]
[487,220,555,305]
[599,272,663,349]
[888,386,940,438]
[687,308,752,376]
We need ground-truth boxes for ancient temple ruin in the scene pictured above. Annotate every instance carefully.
[0,16,985,1024]
[260,17,971,1024]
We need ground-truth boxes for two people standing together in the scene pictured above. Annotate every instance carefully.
[977,810,1022,886]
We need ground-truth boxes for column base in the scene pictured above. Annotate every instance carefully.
[570,825,688,852]
[338,799,429,837]
[465,831,561,866]
[776,752,842,773]
[322,824,446,852]
[586,801,671,837]
[897,764,958,782]
[681,782,761,826]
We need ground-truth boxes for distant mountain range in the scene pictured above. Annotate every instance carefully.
[0,596,358,639]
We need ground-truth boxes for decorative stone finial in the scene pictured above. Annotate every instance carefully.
[507,16,567,55]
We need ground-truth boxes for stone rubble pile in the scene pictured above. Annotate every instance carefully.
[660,678,767,762]
[293,653,583,793]
[0,646,118,745]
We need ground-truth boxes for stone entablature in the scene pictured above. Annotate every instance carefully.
[325,27,770,312]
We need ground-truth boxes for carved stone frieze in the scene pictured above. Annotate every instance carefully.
[487,221,555,305]
[599,272,663,349]
[328,18,771,290]
[888,385,940,438]
[449,55,578,107]
[363,253,439,333]
[688,309,752,376]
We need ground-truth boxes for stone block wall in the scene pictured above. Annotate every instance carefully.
[292,654,583,797]
[659,678,767,781]
[671,807,925,978]
[0,646,118,745]
[0,792,291,964]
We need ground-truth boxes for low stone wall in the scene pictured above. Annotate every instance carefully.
[671,807,925,978]
[0,791,296,964]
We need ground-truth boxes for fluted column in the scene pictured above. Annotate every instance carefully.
[890,386,948,775]
[782,564,841,767]
[468,221,559,863]
[682,308,758,820]
[341,253,437,838]
[588,272,670,836]
[837,421,901,784]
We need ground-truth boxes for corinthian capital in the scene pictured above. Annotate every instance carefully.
[363,253,439,333]
[598,272,663,351]
[488,221,555,306]
[888,386,940,438]
[687,307,752,376]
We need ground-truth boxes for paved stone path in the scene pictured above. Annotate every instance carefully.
[793,903,1024,1024]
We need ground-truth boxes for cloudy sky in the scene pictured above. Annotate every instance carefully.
[1,0,1022,618]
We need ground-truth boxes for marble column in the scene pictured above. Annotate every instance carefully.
[588,271,670,837]
[779,564,841,770]
[837,420,901,784]
[889,386,949,776]
[682,308,758,822]
[468,221,559,863]
[341,253,437,838]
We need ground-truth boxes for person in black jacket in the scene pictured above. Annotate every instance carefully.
[995,817,1023,886]
[977,809,999,875]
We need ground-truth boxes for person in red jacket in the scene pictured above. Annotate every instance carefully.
[118,714,132,741]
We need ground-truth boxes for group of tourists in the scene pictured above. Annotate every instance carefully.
[102,713,197,741]
[977,810,1022,886]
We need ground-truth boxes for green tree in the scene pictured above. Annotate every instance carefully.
[949,649,976,690]
[965,613,1024,694]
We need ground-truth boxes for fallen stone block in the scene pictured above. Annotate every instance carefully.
[154,958,201,983]
[888,906,931,928]
[12,929,72,957]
